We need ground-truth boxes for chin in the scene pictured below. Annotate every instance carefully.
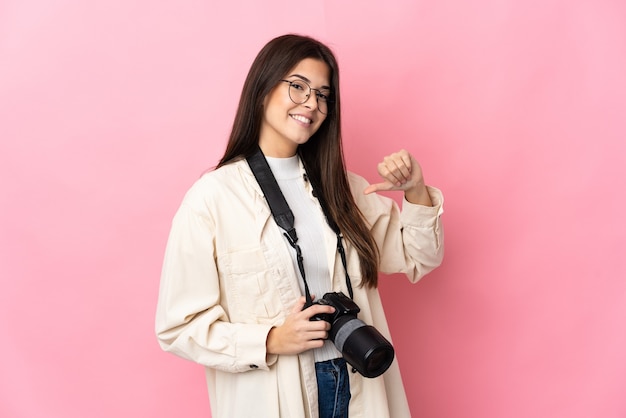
[291,136,312,146]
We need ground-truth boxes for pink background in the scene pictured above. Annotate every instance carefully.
[1,1,625,417]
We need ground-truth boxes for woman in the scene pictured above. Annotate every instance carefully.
[156,34,444,418]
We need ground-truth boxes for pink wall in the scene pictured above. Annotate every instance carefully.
[1,1,625,417]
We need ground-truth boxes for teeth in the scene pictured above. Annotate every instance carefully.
[291,114,312,124]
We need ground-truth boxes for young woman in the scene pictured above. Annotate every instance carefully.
[156,34,444,418]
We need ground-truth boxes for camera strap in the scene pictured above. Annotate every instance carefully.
[247,147,354,306]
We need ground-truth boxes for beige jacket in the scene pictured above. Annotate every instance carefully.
[155,158,444,418]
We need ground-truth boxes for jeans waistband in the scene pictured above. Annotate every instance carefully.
[315,357,346,370]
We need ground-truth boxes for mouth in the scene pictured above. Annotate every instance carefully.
[290,114,313,125]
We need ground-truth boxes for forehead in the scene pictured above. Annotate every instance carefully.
[285,58,331,89]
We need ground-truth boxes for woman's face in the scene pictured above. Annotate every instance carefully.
[259,58,331,157]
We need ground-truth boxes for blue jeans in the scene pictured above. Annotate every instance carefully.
[315,358,351,418]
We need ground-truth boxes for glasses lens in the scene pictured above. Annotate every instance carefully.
[316,90,330,115]
[288,80,309,104]
[287,80,331,115]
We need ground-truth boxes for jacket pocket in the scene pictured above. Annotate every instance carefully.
[218,246,281,323]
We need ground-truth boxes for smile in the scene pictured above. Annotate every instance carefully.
[290,114,312,124]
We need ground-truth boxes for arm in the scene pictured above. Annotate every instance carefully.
[155,202,275,372]
[354,150,444,281]
[155,193,336,369]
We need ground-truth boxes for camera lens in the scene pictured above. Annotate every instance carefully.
[361,342,395,377]
[329,315,395,378]
[342,325,395,377]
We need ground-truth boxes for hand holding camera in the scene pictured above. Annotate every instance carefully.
[267,293,394,378]
[266,295,336,356]
[309,292,395,378]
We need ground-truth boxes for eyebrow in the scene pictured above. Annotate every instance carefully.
[288,73,331,90]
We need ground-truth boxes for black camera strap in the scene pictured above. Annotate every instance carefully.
[247,147,354,306]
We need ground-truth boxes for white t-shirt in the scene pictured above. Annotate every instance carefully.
[266,155,342,362]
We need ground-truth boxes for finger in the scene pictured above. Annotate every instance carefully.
[386,156,411,183]
[305,338,326,349]
[290,296,308,314]
[303,325,331,339]
[398,150,412,172]
[302,304,335,320]
[398,154,413,178]
[308,330,330,341]
[380,162,406,186]
[308,318,332,331]
[363,181,393,195]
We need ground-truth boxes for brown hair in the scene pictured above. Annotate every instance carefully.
[218,34,380,287]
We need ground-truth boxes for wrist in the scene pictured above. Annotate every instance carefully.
[266,326,278,355]
[405,185,432,206]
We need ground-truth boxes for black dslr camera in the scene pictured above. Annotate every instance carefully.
[310,292,395,378]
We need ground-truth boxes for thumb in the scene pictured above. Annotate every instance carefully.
[291,296,308,314]
[363,182,391,195]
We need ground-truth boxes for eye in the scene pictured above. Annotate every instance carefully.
[315,91,330,102]
[290,80,307,91]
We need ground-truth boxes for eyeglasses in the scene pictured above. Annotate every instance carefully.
[280,79,333,115]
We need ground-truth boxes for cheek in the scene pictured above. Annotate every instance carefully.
[263,96,286,122]
[266,96,295,120]
[316,115,328,129]
[263,88,289,112]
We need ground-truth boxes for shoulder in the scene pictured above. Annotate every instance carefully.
[346,171,370,191]
[346,170,384,204]
[180,159,259,212]
[346,170,396,219]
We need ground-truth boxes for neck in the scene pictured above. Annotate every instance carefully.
[258,139,297,158]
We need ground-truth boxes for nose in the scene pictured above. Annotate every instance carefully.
[302,91,319,111]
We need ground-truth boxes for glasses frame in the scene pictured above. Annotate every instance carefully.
[279,79,333,115]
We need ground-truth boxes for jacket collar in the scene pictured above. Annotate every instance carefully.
[238,155,312,198]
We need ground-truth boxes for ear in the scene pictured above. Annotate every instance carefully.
[262,92,269,109]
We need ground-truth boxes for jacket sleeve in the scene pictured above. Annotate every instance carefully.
[349,173,444,282]
[155,198,277,373]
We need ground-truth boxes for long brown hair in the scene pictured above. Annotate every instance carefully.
[218,34,380,287]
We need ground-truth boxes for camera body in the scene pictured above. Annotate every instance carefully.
[310,291,361,323]
[310,292,395,378]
